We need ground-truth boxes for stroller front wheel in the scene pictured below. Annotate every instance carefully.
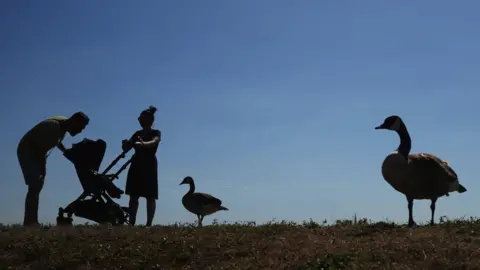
[112,212,126,226]
[108,207,129,226]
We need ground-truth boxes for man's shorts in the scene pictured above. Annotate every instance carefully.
[17,146,46,187]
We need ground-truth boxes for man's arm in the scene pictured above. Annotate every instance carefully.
[57,141,67,153]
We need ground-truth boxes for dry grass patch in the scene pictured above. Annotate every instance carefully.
[1,217,480,269]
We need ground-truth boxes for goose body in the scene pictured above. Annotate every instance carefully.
[375,115,467,227]
[179,176,228,227]
[381,152,461,199]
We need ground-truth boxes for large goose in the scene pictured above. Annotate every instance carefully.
[375,115,467,227]
[179,176,229,227]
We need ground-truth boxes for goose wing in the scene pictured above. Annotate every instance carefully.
[408,153,458,182]
[192,192,222,206]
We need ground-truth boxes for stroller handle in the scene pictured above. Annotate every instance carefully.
[101,149,130,176]
[100,135,143,176]
[111,157,133,180]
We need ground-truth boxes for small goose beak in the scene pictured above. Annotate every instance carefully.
[375,125,383,130]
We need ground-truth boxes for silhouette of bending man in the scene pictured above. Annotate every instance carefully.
[17,112,89,226]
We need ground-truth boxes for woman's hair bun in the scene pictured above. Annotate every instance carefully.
[147,105,157,114]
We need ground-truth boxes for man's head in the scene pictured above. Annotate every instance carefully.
[66,112,89,136]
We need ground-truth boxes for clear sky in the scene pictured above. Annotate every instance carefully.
[1,0,479,226]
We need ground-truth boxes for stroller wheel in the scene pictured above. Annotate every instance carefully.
[56,216,73,226]
[121,206,131,225]
[112,213,126,226]
[110,208,129,226]
[57,207,73,226]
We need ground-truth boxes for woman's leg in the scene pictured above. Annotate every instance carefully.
[146,198,156,226]
[128,196,139,225]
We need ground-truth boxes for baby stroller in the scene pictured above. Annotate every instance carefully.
[56,138,132,226]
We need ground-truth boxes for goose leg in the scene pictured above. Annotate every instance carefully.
[196,214,202,228]
[199,215,204,228]
[430,198,437,226]
[406,196,416,227]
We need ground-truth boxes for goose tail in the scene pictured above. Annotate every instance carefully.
[457,184,467,193]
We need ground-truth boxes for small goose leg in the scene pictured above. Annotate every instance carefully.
[430,198,437,226]
[406,196,416,227]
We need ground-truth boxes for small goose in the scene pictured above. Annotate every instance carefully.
[179,176,229,227]
[375,115,467,227]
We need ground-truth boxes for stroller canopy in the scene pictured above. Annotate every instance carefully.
[65,138,107,191]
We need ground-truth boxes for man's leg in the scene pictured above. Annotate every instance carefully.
[24,178,44,226]
[18,153,45,226]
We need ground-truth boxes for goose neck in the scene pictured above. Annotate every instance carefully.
[187,182,195,194]
[396,127,411,159]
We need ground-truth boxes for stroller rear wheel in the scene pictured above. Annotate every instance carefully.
[56,216,73,226]
[56,207,73,226]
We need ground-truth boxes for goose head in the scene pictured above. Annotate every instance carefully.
[375,115,405,132]
[180,176,194,186]
[375,115,412,160]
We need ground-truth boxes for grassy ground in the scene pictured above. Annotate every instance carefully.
[1,217,480,269]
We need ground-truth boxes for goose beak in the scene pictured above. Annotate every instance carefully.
[375,125,383,130]
[457,184,467,193]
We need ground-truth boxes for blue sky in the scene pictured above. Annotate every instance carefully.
[1,0,480,226]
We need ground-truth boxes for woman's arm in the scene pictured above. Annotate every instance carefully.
[135,136,160,149]
[123,131,140,152]
[134,130,161,149]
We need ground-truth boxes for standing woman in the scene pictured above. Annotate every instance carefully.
[122,106,161,226]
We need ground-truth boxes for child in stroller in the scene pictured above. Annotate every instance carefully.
[56,138,132,225]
